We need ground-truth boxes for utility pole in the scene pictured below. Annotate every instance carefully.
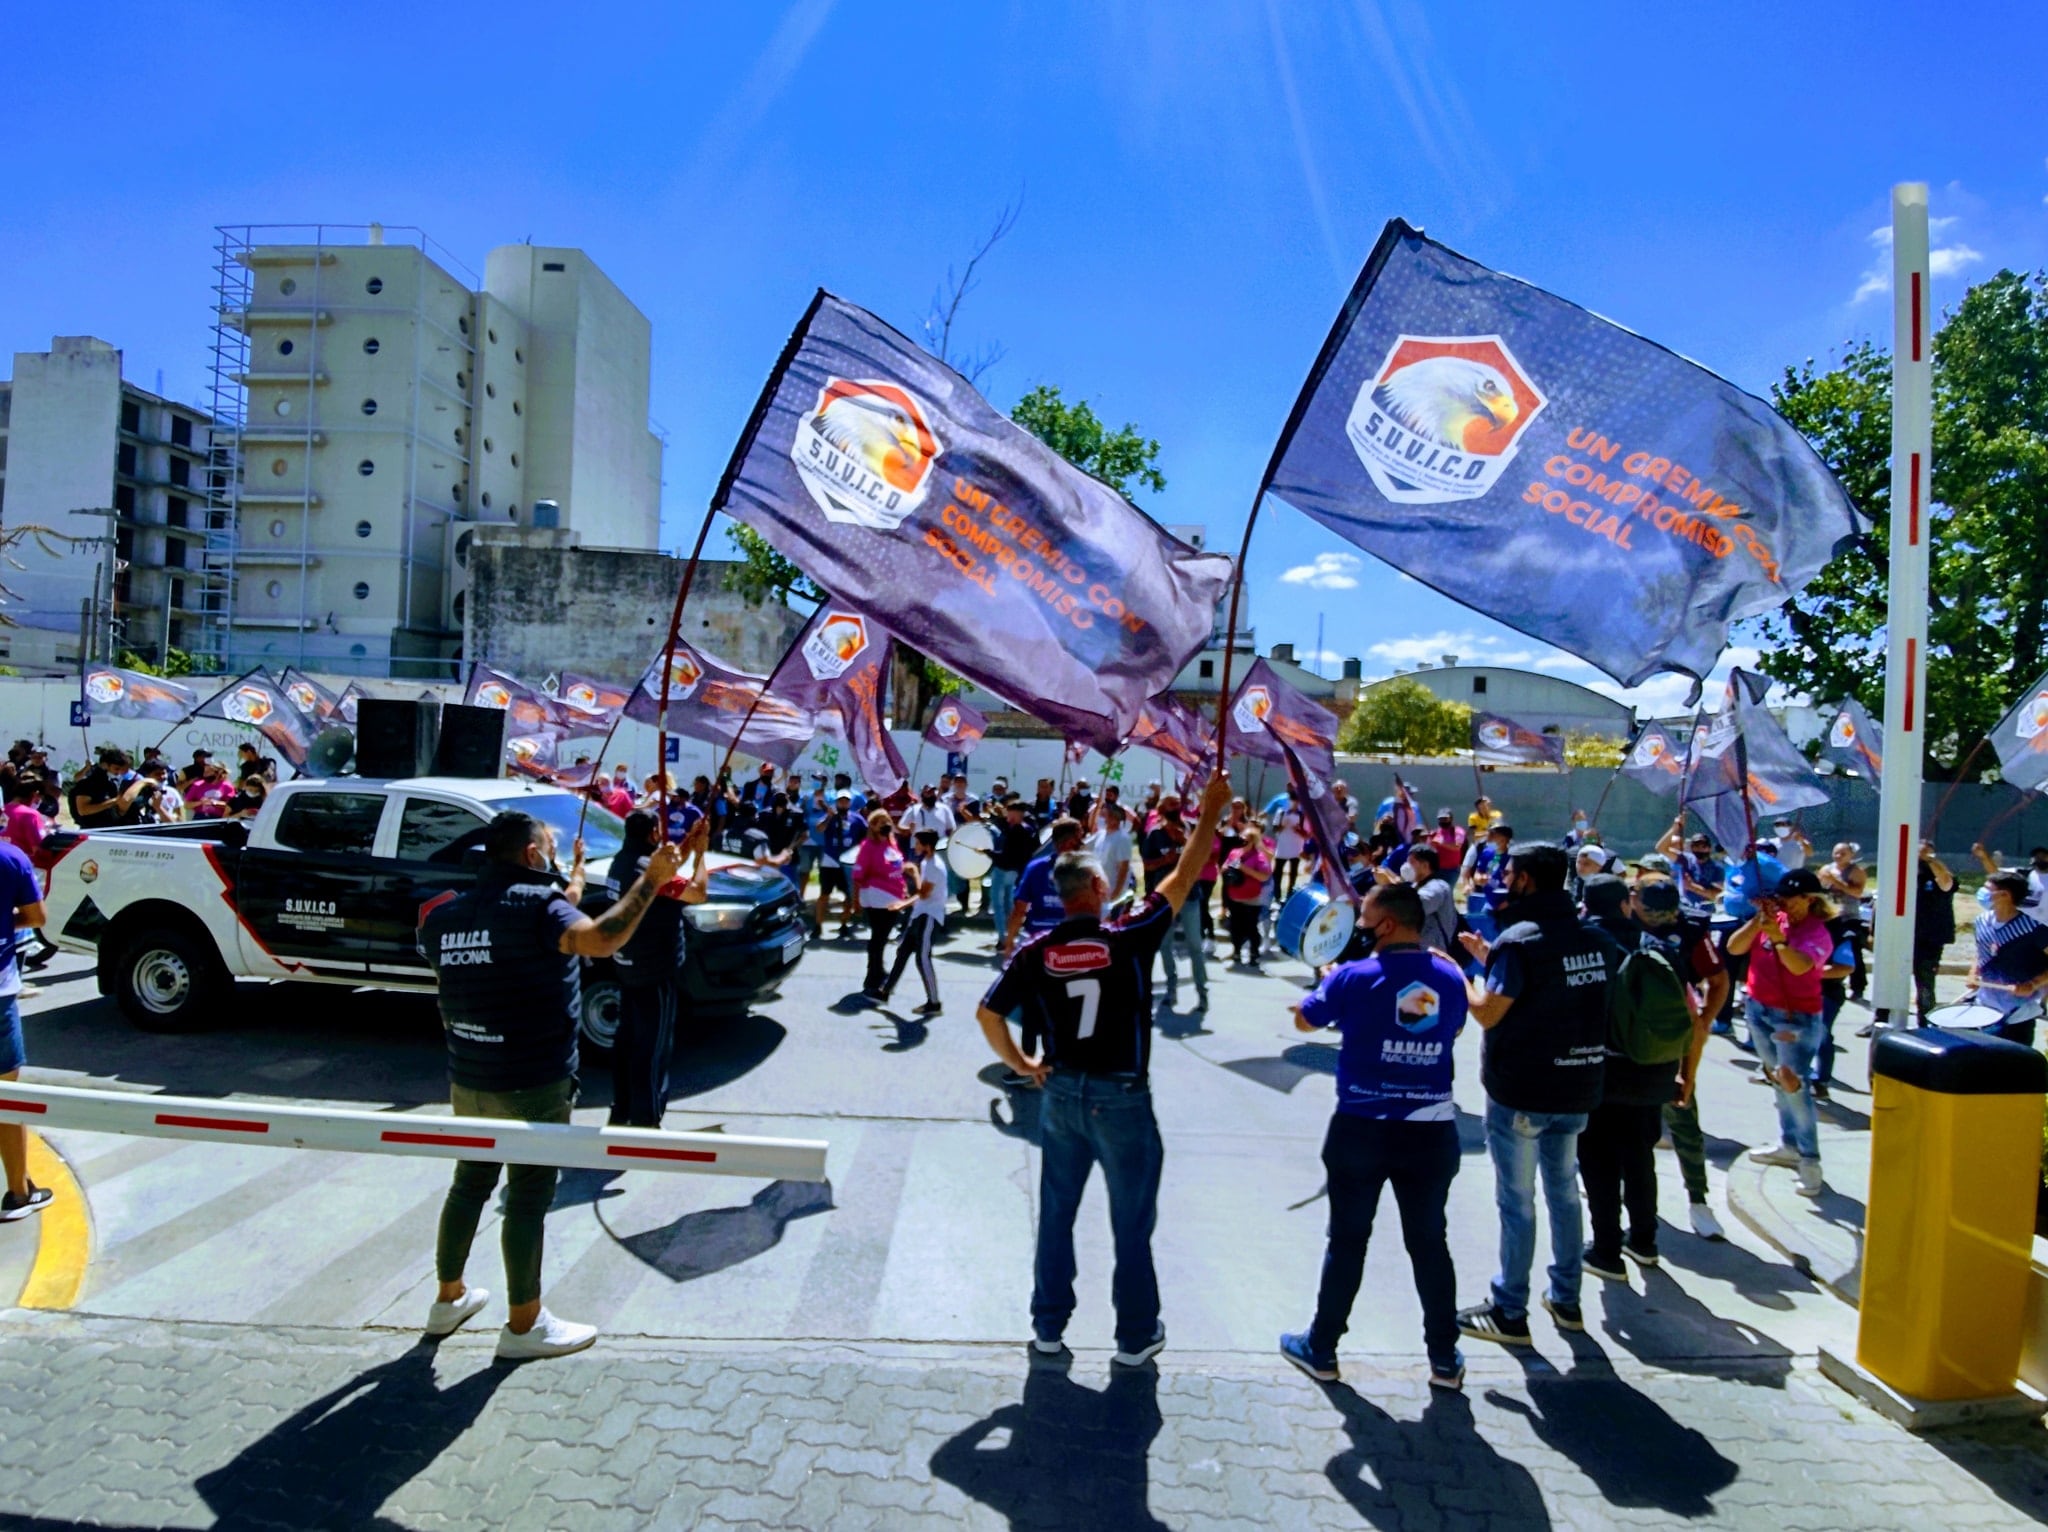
[66,507,121,666]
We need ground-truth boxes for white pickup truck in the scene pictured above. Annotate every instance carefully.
[37,775,807,1044]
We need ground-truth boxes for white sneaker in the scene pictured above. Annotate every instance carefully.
[1795,1160,1825,1198]
[424,1286,490,1337]
[1688,1203,1727,1241]
[1749,1144,1802,1168]
[495,1308,597,1360]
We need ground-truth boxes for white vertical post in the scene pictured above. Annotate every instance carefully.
[1872,183,1933,1024]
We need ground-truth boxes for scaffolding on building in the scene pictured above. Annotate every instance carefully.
[195,226,254,673]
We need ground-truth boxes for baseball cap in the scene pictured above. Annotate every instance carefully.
[1633,851,1673,874]
[1580,874,1630,918]
[1775,867,1825,898]
[1635,878,1682,922]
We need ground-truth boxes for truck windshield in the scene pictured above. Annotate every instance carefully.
[521,793,627,872]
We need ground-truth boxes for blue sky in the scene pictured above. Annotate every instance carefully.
[6,2,2043,716]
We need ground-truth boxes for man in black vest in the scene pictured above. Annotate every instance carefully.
[421,810,685,1360]
[1454,842,1621,1346]
[976,775,1231,1367]
[606,809,712,1129]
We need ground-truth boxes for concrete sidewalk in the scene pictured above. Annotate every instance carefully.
[1,1310,2045,1530]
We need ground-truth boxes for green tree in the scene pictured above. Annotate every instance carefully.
[721,523,823,608]
[117,647,195,678]
[1009,386,1167,501]
[1760,269,2048,775]
[1337,678,1471,756]
[1564,729,1624,769]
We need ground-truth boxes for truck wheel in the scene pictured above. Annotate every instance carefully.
[112,927,226,1032]
[580,975,621,1059]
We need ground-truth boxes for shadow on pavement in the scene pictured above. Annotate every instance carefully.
[1219,1042,1336,1094]
[930,1355,1166,1531]
[1597,1269,1795,1387]
[981,1063,1045,1145]
[869,1013,930,1052]
[602,1178,834,1282]
[1321,1382,1551,1529]
[1928,1423,2048,1527]
[193,1339,509,1529]
[1487,1338,1739,1516]
[1154,1005,1212,1040]
[667,1014,786,1100]
[1654,1226,1816,1311]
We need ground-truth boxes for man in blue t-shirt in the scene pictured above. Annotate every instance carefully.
[1001,817,1086,960]
[0,839,51,1223]
[1280,882,1469,1390]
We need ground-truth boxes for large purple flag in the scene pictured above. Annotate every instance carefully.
[1227,659,1352,886]
[81,665,198,723]
[775,603,909,793]
[1472,710,1566,769]
[923,696,988,755]
[1264,219,1859,691]
[1620,722,1685,796]
[712,292,1234,753]
[191,669,317,769]
[1822,697,1884,784]
[623,640,816,768]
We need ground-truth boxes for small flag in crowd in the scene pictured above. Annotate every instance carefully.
[774,603,908,793]
[465,665,566,737]
[1620,722,1686,795]
[1227,659,1352,884]
[80,665,198,723]
[623,640,816,767]
[1127,694,1215,778]
[190,669,317,768]
[1822,697,1884,784]
[1262,219,1859,690]
[556,672,631,732]
[1471,710,1566,768]
[712,291,1233,753]
[923,695,988,755]
[1729,668,1828,821]
[1989,670,2048,794]
[278,668,341,723]
[333,681,369,726]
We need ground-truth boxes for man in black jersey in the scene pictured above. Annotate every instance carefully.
[977,773,1231,1367]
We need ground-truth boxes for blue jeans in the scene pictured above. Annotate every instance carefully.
[988,867,1019,936]
[1809,990,1844,1087]
[1157,895,1207,1000]
[1034,1072,1163,1351]
[1485,1100,1588,1319]
[1749,1000,1823,1160]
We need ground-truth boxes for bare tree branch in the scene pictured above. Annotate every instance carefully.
[922,193,1023,384]
[0,525,86,627]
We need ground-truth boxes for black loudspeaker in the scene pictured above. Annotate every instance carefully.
[432,704,507,779]
[355,699,441,779]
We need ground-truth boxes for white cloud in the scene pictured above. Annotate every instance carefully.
[1366,630,1480,665]
[1533,652,1595,673]
[1850,216,1984,304]
[1278,552,1362,590]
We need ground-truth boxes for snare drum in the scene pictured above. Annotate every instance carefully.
[1275,885,1356,967]
[948,820,995,881]
[1924,997,2044,1038]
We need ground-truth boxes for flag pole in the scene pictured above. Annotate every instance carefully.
[1212,488,1267,792]
[1586,724,1642,831]
[1872,183,1934,1030]
[709,615,815,790]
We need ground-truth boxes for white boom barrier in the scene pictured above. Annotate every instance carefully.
[0,1083,829,1183]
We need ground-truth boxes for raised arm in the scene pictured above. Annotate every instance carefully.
[1153,777,1232,915]
[559,827,694,958]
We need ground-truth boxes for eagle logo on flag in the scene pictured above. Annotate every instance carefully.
[1477,718,1512,751]
[2020,691,2048,741]
[802,612,870,680]
[1830,713,1857,747]
[507,735,545,764]
[1633,733,1666,765]
[934,703,962,737]
[1347,336,1545,505]
[665,651,706,702]
[84,671,125,706]
[474,680,513,710]
[1232,685,1274,735]
[286,681,321,716]
[792,378,943,530]
[224,685,274,727]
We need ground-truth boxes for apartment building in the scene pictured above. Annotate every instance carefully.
[206,225,662,680]
[0,337,216,675]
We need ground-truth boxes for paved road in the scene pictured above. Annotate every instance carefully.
[0,918,2042,1527]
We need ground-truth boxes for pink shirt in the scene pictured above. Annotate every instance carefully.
[1746,913,1832,1015]
[853,838,907,904]
[1224,844,1274,904]
[183,779,232,818]
[1429,825,1466,862]
[4,802,45,859]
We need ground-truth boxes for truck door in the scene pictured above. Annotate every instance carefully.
[365,795,490,984]
[231,790,389,977]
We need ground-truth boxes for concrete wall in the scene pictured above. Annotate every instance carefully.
[463,546,806,686]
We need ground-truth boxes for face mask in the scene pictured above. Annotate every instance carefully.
[1400,863,1418,883]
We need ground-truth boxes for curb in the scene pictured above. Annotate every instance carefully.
[16,1132,90,1311]
[1726,1153,1862,1305]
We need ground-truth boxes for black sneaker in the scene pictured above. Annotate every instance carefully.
[1623,1241,1660,1270]
[1428,1350,1467,1391]
[1583,1246,1628,1283]
[1542,1296,1585,1332]
[1456,1302,1531,1346]
[1112,1323,1167,1367]
[0,1183,53,1222]
[913,1001,943,1016]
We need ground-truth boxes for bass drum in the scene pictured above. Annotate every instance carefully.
[1275,885,1356,967]
[948,820,995,881]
